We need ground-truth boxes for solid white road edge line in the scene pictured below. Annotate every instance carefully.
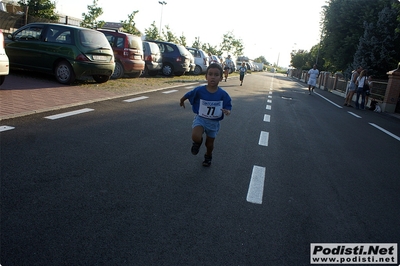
[44,108,94,120]
[369,123,400,142]
[123,96,149,102]
[258,131,269,146]
[247,165,266,204]
[0,126,15,132]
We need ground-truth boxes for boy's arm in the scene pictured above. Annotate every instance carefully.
[180,96,187,108]
[222,93,232,116]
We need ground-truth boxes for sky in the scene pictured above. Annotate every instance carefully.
[55,0,327,68]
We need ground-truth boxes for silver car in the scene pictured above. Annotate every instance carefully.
[142,41,162,76]
[186,47,209,75]
[0,29,9,86]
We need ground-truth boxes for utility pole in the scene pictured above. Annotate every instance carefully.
[158,1,167,38]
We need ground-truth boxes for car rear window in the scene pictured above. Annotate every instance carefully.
[127,36,141,50]
[149,42,160,53]
[177,45,189,56]
[46,26,72,44]
[79,29,110,48]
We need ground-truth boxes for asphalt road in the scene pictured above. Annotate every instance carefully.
[1,73,399,265]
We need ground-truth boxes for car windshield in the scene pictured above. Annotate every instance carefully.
[79,29,110,48]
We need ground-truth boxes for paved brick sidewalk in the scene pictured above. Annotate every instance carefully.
[0,75,143,120]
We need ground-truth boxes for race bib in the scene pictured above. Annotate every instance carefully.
[199,99,223,119]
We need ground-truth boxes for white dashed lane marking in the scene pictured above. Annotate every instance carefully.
[314,91,343,108]
[123,96,149,102]
[258,131,269,146]
[44,108,94,120]
[247,165,266,204]
[263,114,270,122]
[162,90,179,94]
[0,126,15,132]
[348,111,361,118]
[369,123,400,142]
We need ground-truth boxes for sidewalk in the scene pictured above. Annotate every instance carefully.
[294,76,400,121]
[0,75,129,120]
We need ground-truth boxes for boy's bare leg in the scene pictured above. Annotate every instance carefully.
[205,136,215,157]
[192,126,203,144]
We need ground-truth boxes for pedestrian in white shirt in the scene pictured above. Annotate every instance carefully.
[307,64,319,95]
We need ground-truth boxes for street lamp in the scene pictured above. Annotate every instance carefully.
[158,1,167,37]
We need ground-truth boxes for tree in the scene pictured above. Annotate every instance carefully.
[80,0,104,29]
[321,0,398,73]
[162,25,178,43]
[192,37,201,49]
[220,31,244,57]
[290,50,310,69]
[144,21,160,41]
[352,6,399,78]
[121,11,141,35]
[254,56,269,65]
[18,0,58,20]
[178,34,186,47]
[201,43,220,56]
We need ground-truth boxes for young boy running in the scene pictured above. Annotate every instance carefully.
[239,62,247,86]
[180,64,232,167]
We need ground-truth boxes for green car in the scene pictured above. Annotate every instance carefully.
[5,23,115,84]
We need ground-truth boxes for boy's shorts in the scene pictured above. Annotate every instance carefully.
[192,115,220,138]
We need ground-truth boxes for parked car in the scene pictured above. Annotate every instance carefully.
[186,47,208,75]
[5,23,114,84]
[187,52,196,74]
[97,29,144,79]
[210,55,222,66]
[142,41,162,76]
[148,40,191,76]
[0,29,9,86]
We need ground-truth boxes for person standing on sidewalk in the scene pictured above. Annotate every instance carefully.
[344,66,362,107]
[307,64,319,95]
[355,69,368,109]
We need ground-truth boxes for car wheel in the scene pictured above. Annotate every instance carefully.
[162,63,173,76]
[93,75,110,83]
[55,60,75,84]
[0,75,5,86]
[193,65,202,75]
[111,62,124,79]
